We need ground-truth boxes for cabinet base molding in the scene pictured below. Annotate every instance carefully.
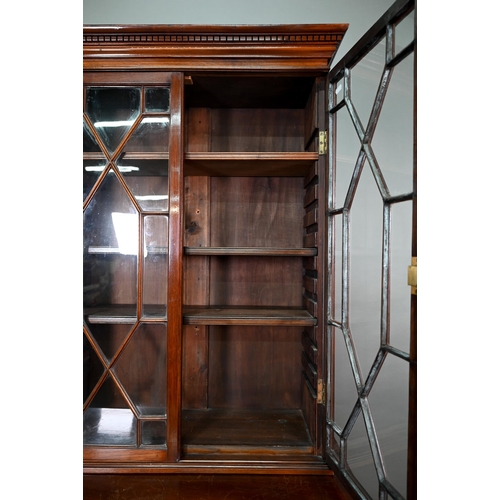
[83,459,333,475]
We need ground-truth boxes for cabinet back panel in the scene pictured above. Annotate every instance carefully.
[182,325,208,409]
[185,76,315,110]
[209,256,303,307]
[208,326,302,409]
[210,177,304,248]
[211,109,304,152]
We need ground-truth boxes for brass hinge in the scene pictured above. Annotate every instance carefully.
[317,379,325,405]
[319,131,327,155]
[408,257,417,295]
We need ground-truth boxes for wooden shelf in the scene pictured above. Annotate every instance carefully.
[182,409,313,455]
[184,247,317,257]
[184,152,318,176]
[84,305,166,324]
[183,306,316,326]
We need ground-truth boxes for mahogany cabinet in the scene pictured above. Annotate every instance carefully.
[83,22,368,477]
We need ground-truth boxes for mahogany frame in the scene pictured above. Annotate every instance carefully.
[83,23,349,476]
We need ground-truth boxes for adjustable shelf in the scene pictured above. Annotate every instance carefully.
[184,152,318,176]
[184,247,317,257]
[183,306,317,326]
[84,304,166,324]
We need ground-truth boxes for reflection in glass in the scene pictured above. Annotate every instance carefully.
[84,375,137,446]
[85,87,141,154]
[113,323,167,416]
[141,420,167,446]
[369,355,409,495]
[116,114,170,212]
[84,118,103,153]
[334,76,345,105]
[350,39,385,132]
[83,160,108,202]
[84,84,172,450]
[122,116,170,153]
[143,216,168,318]
[145,87,170,113]
[117,159,169,212]
[83,170,138,322]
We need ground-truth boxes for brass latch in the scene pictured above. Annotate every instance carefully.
[317,379,325,405]
[408,257,417,295]
[319,131,327,156]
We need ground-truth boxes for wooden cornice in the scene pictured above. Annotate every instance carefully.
[83,24,349,73]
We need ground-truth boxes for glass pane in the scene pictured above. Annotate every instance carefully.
[333,214,342,323]
[121,116,170,153]
[395,10,415,54]
[327,426,342,458]
[83,118,103,153]
[369,354,409,496]
[116,159,169,212]
[141,420,167,446]
[334,105,361,210]
[85,87,141,154]
[83,160,108,202]
[371,53,414,197]
[350,39,386,132]
[88,323,132,362]
[83,333,104,404]
[83,169,138,326]
[349,166,383,379]
[145,87,170,112]
[389,201,412,353]
[346,415,379,499]
[84,375,137,446]
[333,327,358,431]
[334,76,345,104]
[113,323,167,416]
[83,119,107,201]
[143,216,168,319]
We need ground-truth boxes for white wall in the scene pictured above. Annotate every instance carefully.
[82,0,395,63]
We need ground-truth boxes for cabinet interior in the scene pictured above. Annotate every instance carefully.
[181,75,321,458]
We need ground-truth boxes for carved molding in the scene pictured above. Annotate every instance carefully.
[83,24,348,46]
[83,33,345,44]
[83,25,349,72]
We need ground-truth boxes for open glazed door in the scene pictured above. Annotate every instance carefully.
[324,1,416,498]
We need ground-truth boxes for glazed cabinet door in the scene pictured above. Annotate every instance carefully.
[323,0,416,498]
[83,72,184,464]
